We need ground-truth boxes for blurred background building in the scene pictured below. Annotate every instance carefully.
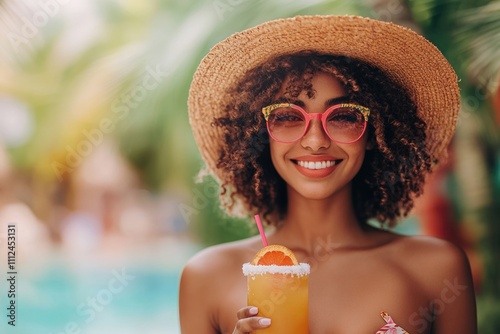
[0,0,499,333]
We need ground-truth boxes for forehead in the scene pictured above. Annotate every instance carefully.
[276,72,346,101]
[305,72,346,97]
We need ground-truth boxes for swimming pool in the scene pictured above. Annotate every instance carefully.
[0,238,199,334]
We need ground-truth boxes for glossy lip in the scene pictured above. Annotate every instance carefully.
[291,155,343,178]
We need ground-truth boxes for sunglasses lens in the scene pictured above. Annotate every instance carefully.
[267,106,306,142]
[326,106,366,143]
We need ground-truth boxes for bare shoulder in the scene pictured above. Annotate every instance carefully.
[179,236,261,333]
[392,235,470,271]
[181,236,262,276]
[179,236,262,300]
[381,233,477,333]
[387,234,474,297]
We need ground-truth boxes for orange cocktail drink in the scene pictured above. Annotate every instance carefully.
[243,245,310,333]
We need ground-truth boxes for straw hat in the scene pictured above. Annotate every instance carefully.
[188,15,460,180]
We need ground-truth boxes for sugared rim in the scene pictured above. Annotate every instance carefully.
[242,262,310,276]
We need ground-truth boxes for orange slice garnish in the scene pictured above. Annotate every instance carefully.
[251,245,298,266]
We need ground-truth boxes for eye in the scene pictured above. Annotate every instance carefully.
[271,108,304,122]
[327,108,363,124]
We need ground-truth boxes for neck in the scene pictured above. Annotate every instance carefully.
[271,184,369,254]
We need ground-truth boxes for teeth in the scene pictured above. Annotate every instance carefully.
[297,160,338,170]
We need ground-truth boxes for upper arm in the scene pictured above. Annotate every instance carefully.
[425,241,477,334]
[179,257,219,334]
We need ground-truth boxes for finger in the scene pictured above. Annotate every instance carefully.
[234,317,272,333]
[236,306,259,319]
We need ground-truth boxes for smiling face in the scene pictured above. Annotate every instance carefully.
[269,72,368,201]
[215,52,429,226]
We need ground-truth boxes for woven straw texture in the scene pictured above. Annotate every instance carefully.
[188,15,460,180]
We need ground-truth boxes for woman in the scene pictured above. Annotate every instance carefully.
[180,15,477,333]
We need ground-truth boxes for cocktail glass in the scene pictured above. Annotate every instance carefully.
[242,262,310,333]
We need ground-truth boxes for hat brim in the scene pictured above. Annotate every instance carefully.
[188,15,459,180]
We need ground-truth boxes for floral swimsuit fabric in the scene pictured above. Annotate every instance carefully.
[376,312,409,334]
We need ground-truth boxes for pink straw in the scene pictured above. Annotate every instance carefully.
[254,215,268,247]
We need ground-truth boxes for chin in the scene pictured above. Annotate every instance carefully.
[288,183,349,201]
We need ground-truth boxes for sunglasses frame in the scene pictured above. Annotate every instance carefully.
[261,102,370,144]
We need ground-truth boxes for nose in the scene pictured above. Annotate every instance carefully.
[300,118,331,151]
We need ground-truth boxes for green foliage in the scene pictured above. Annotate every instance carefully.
[477,295,500,334]
[185,175,256,246]
[455,2,500,88]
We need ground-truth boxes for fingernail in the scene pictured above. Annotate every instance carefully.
[249,307,258,315]
[259,318,271,326]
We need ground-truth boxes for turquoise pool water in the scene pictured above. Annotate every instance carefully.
[0,239,198,334]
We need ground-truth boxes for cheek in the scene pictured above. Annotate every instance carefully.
[353,150,367,171]
[269,141,290,174]
[341,138,368,173]
[351,147,368,174]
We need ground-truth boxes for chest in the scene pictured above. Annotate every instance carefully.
[216,261,432,334]
[307,266,427,333]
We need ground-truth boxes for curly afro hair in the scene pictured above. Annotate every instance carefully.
[212,51,434,227]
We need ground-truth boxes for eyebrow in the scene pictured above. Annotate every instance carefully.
[324,96,351,107]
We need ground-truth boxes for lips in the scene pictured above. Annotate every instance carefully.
[291,156,343,178]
